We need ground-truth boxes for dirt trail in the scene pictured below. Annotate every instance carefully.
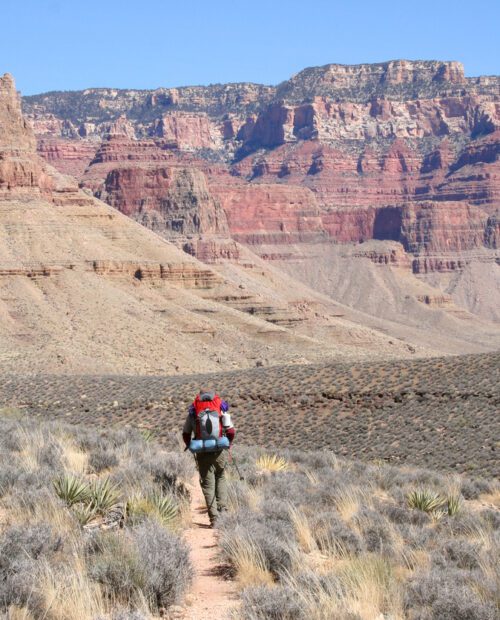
[182,475,240,620]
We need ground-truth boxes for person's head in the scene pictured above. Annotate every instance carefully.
[199,388,215,401]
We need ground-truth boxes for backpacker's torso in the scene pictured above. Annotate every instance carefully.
[192,394,223,441]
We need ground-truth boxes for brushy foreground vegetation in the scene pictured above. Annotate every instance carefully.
[0,412,194,619]
[219,447,500,620]
[1,408,498,620]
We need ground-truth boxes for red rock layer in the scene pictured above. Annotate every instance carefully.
[24,61,500,273]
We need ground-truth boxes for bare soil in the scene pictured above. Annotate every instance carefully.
[182,475,240,620]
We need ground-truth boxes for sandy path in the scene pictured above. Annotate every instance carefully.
[182,475,240,620]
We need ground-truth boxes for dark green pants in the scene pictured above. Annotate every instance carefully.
[196,450,228,524]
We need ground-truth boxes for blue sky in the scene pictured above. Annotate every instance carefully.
[3,0,499,95]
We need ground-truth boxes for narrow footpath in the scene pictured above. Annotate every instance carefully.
[181,475,240,620]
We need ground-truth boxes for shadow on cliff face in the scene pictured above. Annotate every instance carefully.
[373,206,403,243]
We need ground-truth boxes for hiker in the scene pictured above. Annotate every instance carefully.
[182,389,235,526]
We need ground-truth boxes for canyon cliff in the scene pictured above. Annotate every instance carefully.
[10,71,476,374]
[20,60,500,331]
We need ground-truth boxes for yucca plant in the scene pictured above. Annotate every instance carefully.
[255,454,289,473]
[446,494,462,516]
[88,477,121,515]
[139,428,155,443]
[72,502,99,526]
[127,491,178,527]
[407,488,445,514]
[53,474,91,507]
[150,491,178,526]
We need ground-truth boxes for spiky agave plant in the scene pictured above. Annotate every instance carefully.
[139,428,155,443]
[150,491,178,526]
[407,488,445,514]
[53,474,91,507]
[126,491,178,527]
[72,502,99,526]
[255,454,289,473]
[446,494,462,516]
[88,477,121,515]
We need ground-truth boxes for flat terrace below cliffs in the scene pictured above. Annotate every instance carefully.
[1,352,498,478]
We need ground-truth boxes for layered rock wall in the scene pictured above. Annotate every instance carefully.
[21,61,500,275]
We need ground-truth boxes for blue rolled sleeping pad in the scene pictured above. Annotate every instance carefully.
[189,436,230,453]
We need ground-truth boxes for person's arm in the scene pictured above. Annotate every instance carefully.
[226,426,235,444]
[221,409,235,444]
[182,413,193,448]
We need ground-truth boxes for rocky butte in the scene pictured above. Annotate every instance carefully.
[16,60,500,347]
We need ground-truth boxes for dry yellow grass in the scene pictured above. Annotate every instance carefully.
[57,435,88,474]
[226,481,261,513]
[337,555,403,620]
[18,494,75,535]
[334,485,368,523]
[289,506,317,553]
[38,557,106,620]
[304,469,319,486]
[6,606,35,620]
[285,554,404,620]
[255,454,289,473]
[222,536,274,589]
[16,427,45,473]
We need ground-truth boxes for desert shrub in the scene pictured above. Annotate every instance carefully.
[261,497,293,526]
[241,584,303,619]
[311,511,364,556]
[460,478,494,500]
[480,508,500,530]
[226,479,260,513]
[437,510,481,536]
[88,531,145,603]
[432,539,481,570]
[133,518,192,610]
[430,589,498,620]
[0,464,19,496]
[376,464,446,492]
[0,418,23,452]
[89,521,191,611]
[149,457,192,494]
[405,567,482,610]
[111,461,151,490]
[354,508,397,556]
[382,502,432,527]
[282,449,337,471]
[0,523,63,608]
[259,471,311,506]
[77,428,115,453]
[0,415,193,617]
[112,610,148,620]
[89,448,119,473]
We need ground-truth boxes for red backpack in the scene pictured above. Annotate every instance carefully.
[192,392,223,441]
